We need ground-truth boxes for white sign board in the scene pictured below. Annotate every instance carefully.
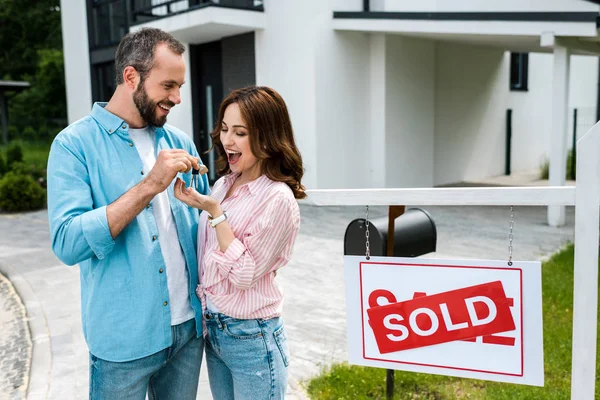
[344,256,544,386]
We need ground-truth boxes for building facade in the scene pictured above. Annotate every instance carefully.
[61,0,600,224]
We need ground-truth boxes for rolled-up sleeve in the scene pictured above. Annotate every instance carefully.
[204,193,300,290]
[47,138,115,266]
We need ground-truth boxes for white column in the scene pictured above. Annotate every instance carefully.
[571,122,600,399]
[166,42,194,138]
[255,0,319,188]
[369,34,386,188]
[60,0,93,123]
[548,45,570,227]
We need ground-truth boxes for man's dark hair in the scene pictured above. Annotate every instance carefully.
[114,28,185,85]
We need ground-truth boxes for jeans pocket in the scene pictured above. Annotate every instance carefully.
[273,325,290,367]
[223,318,263,340]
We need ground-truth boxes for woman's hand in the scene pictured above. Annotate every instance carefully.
[174,178,222,217]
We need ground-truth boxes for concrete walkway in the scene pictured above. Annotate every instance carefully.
[0,271,31,399]
[0,203,575,399]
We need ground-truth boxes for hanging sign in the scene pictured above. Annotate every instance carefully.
[344,256,544,386]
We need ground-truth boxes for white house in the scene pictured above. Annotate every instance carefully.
[60,0,600,225]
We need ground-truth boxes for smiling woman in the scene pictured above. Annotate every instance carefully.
[210,86,306,199]
[173,85,305,399]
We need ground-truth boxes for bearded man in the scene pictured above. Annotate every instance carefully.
[47,28,209,399]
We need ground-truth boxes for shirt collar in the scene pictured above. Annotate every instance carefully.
[224,173,267,196]
[90,102,126,135]
[91,102,165,139]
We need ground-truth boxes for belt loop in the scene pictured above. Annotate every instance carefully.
[215,313,224,330]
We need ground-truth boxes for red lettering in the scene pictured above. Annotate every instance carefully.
[367,281,515,353]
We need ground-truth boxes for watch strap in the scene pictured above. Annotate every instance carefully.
[208,211,228,228]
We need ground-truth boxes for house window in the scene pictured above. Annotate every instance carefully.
[92,61,116,102]
[90,0,128,49]
[510,52,528,91]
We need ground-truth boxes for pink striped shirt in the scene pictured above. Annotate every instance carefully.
[196,173,300,319]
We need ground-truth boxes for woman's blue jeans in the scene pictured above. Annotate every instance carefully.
[204,311,290,399]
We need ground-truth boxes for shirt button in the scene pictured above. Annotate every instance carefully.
[129,142,133,147]
[122,124,127,129]
[146,204,151,209]
[159,268,164,273]
[152,235,157,241]
[163,301,168,306]
[109,129,113,133]
[141,170,144,175]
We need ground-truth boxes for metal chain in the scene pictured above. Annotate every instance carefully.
[508,205,514,266]
[365,205,371,260]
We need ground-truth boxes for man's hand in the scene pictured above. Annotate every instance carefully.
[146,149,200,194]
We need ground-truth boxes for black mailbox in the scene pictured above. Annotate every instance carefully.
[344,208,437,257]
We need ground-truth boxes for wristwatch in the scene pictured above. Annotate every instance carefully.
[208,211,228,228]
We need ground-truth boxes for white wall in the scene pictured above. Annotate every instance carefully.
[381,0,599,12]
[332,0,364,12]
[570,55,598,109]
[568,55,598,145]
[434,42,508,185]
[385,35,435,188]
[368,34,387,188]
[315,31,371,189]
[60,0,93,123]
[507,53,552,173]
[509,53,598,172]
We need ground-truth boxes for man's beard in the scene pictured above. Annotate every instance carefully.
[133,81,174,127]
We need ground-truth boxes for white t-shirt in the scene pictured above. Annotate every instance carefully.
[129,127,194,326]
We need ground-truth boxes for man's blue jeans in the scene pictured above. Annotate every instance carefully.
[204,311,289,400]
[89,318,203,399]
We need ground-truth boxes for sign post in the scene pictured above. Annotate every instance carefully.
[305,121,600,398]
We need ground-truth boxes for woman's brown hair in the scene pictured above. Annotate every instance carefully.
[209,86,306,199]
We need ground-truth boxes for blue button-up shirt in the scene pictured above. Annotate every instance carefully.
[47,103,209,362]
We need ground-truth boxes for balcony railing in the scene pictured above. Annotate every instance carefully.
[131,0,264,25]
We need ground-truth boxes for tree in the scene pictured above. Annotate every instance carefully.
[0,0,63,81]
[0,0,66,140]
[9,49,67,132]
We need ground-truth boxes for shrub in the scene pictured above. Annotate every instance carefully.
[539,148,576,180]
[7,126,19,141]
[0,152,6,177]
[0,172,46,212]
[22,126,37,142]
[6,141,24,167]
[10,161,43,178]
[9,161,47,189]
[540,158,549,180]
[566,149,576,180]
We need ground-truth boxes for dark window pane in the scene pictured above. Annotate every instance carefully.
[510,52,528,91]
[91,0,127,49]
[92,62,116,102]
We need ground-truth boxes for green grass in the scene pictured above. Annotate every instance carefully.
[307,244,600,399]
